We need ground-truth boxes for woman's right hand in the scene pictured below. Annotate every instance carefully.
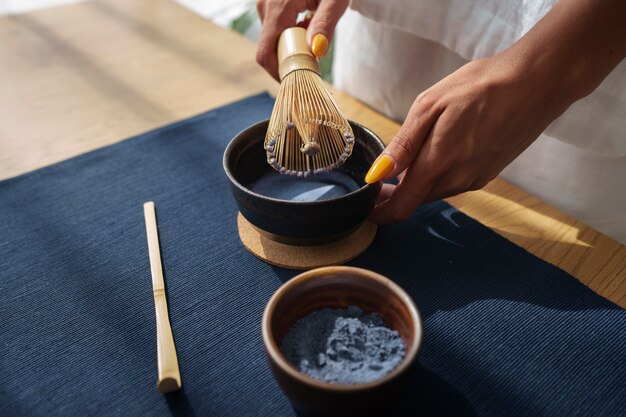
[256,0,349,81]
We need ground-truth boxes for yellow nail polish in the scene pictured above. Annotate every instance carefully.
[311,34,329,58]
[365,155,395,184]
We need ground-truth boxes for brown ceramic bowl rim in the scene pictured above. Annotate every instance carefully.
[262,266,423,392]
[223,119,384,206]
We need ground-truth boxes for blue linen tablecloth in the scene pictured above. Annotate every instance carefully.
[1,93,624,417]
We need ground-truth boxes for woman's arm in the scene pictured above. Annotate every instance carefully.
[367,0,626,224]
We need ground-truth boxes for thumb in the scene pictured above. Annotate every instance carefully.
[306,0,349,57]
[365,98,440,184]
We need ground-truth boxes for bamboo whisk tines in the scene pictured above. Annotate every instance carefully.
[265,28,354,177]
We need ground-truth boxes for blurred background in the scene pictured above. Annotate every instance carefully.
[0,0,334,81]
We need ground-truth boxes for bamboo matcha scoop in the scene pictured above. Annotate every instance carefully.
[143,201,181,393]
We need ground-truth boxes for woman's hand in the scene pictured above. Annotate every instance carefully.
[365,52,571,224]
[365,0,626,224]
[256,0,348,80]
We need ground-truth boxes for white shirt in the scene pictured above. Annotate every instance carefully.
[333,1,626,243]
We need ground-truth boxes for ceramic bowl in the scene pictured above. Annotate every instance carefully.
[262,266,423,416]
[223,120,384,245]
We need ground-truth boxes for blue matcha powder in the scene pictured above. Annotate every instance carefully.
[280,306,406,384]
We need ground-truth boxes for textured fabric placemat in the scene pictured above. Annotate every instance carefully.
[1,93,624,417]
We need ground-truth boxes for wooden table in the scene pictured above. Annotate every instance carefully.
[1,0,624,307]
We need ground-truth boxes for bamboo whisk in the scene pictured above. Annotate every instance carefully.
[265,28,354,177]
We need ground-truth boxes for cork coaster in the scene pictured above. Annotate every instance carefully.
[237,213,377,270]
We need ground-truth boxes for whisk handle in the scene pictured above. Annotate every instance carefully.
[278,27,320,80]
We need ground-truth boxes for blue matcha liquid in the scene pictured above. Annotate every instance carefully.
[250,171,360,202]
[280,306,406,384]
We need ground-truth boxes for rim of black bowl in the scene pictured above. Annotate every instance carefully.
[262,266,424,393]
[223,119,385,206]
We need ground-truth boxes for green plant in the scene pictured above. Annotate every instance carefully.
[229,5,258,34]
[319,40,334,83]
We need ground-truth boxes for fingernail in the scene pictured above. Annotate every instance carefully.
[365,154,395,184]
[311,34,329,57]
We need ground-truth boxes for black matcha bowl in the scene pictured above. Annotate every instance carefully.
[223,119,384,245]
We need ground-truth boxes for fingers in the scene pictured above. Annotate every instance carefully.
[256,0,341,79]
[305,0,349,57]
[375,183,395,204]
[365,90,442,184]
[369,142,437,224]
[256,34,280,80]
[370,152,494,224]
[256,0,310,81]
[369,110,460,224]
[366,92,443,224]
